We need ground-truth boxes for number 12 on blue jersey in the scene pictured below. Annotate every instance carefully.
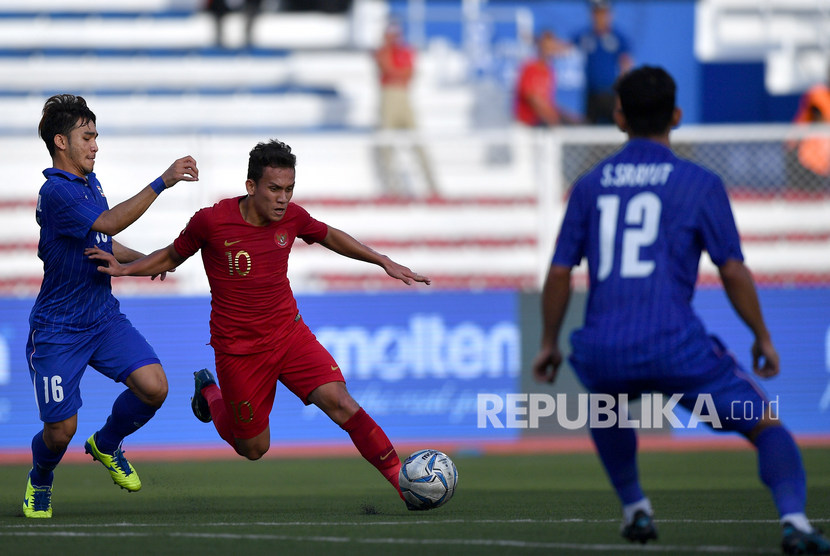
[596,191,662,281]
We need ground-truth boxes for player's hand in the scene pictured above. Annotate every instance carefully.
[752,336,779,379]
[160,155,199,188]
[151,267,175,281]
[84,246,125,277]
[532,345,562,384]
[384,260,431,286]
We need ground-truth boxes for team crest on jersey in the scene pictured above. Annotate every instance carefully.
[274,230,289,248]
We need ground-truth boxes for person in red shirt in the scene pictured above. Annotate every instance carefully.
[85,139,431,507]
[515,30,577,126]
[373,21,439,197]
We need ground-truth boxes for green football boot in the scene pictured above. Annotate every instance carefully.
[84,433,141,492]
[23,473,52,518]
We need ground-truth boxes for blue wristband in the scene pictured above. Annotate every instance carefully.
[150,177,166,195]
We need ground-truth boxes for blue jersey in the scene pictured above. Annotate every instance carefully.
[553,139,743,370]
[29,168,118,332]
[572,27,630,94]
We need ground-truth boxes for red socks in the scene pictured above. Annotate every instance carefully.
[202,390,401,499]
[341,408,402,497]
[201,384,235,448]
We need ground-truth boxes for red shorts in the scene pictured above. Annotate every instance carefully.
[214,320,345,439]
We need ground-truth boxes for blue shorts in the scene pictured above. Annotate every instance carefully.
[571,335,771,435]
[26,313,160,423]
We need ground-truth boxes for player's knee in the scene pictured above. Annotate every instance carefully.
[241,448,266,461]
[43,423,75,452]
[235,438,269,460]
[148,378,169,407]
[47,437,72,452]
[127,365,169,408]
[139,381,168,409]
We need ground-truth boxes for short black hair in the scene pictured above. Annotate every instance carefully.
[614,66,676,136]
[38,94,96,158]
[247,139,297,183]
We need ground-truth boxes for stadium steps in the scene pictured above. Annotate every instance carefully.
[2,194,830,295]
[0,196,545,295]
[0,9,353,50]
[1,3,827,294]
[0,49,473,134]
[0,3,474,134]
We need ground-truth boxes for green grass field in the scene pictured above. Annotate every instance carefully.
[1,448,829,555]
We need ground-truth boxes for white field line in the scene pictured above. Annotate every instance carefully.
[0,530,781,553]
[2,517,828,529]
[2,517,824,553]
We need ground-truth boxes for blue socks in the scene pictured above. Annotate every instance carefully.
[755,425,807,516]
[30,431,64,486]
[590,425,644,505]
[29,389,157,487]
[591,418,806,522]
[94,389,158,454]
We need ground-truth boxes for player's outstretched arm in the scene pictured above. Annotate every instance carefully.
[85,244,186,279]
[532,264,572,383]
[718,258,780,378]
[111,240,175,281]
[91,155,199,236]
[319,226,430,286]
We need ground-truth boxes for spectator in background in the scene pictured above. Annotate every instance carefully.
[205,0,262,49]
[242,0,263,48]
[571,0,633,124]
[373,21,439,198]
[789,65,830,192]
[205,0,231,48]
[514,30,579,127]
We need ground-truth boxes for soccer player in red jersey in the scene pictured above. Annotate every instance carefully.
[85,140,430,505]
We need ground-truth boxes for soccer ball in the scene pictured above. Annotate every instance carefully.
[399,449,458,510]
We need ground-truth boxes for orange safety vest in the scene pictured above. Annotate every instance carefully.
[793,84,830,176]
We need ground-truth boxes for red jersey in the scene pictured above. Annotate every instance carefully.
[514,60,556,126]
[173,197,328,355]
[377,43,414,87]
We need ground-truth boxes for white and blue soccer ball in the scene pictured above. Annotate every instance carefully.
[399,449,458,510]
